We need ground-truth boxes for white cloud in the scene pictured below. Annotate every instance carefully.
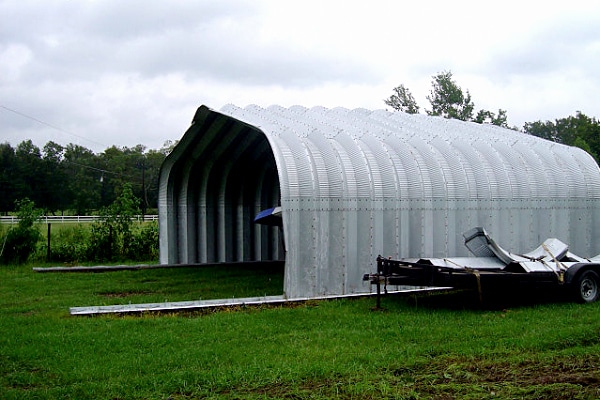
[1,0,600,151]
[0,43,32,82]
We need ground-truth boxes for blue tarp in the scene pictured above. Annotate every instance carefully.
[254,206,282,226]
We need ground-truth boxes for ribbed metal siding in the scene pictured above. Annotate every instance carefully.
[159,104,600,299]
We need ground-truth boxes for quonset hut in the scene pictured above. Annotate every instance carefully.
[158,105,600,299]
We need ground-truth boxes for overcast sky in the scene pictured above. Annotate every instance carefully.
[1,0,599,153]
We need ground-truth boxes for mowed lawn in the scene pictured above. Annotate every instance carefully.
[1,263,600,399]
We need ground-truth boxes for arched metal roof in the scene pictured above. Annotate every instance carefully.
[159,104,600,299]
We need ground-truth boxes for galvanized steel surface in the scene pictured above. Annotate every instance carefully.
[159,104,600,299]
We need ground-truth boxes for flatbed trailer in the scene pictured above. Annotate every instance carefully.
[363,227,600,305]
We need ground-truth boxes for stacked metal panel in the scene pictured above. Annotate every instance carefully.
[159,104,600,299]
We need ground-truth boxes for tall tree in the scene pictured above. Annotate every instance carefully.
[100,145,148,212]
[15,140,43,206]
[144,148,167,212]
[474,109,509,128]
[0,143,17,213]
[88,182,141,261]
[64,144,102,214]
[384,84,420,114]
[42,141,68,214]
[524,112,600,160]
[159,140,178,156]
[100,144,166,213]
[385,70,509,127]
[0,198,42,264]
[426,71,474,121]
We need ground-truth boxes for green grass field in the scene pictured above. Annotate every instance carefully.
[1,263,600,399]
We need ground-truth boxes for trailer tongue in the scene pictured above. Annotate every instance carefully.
[363,227,600,304]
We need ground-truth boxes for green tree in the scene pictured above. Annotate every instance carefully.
[100,144,165,214]
[426,71,474,121]
[0,143,17,213]
[474,109,509,128]
[522,120,556,141]
[143,149,167,213]
[159,140,179,156]
[524,112,600,160]
[0,198,42,264]
[15,140,43,205]
[385,70,509,127]
[573,136,593,155]
[88,183,141,261]
[42,141,69,214]
[384,84,420,114]
[64,144,102,214]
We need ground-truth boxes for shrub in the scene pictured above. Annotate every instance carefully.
[86,183,141,262]
[35,221,159,264]
[0,199,42,264]
[39,224,91,264]
[4,187,160,265]
[87,220,118,262]
[125,221,159,261]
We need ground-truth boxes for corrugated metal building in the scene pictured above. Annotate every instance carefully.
[158,104,600,299]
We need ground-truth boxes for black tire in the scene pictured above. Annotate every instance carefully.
[573,270,600,303]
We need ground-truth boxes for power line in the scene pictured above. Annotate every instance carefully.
[0,104,107,149]
[63,160,122,176]
[62,159,146,187]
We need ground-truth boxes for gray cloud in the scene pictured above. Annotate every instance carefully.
[1,1,378,88]
[2,1,600,152]
[483,16,600,79]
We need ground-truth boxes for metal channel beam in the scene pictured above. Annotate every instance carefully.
[69,288,450,316]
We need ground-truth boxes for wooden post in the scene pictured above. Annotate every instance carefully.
[376,255,383,310]
[376,272,381,310]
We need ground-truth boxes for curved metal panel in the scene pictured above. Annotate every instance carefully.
[159,104,600,299]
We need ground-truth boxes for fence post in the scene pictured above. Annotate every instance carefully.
[47,223,52,262]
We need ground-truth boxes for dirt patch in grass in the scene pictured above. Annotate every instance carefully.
[206,355,600,399]
[396,354,600,399]
[459,355,600,385]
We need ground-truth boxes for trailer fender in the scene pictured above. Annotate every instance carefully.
[564,263,600,303]
[564,263,600,285]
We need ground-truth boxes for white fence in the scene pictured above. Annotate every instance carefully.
[0,215,159,224]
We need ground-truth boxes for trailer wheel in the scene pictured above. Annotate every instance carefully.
[574,270,600,303]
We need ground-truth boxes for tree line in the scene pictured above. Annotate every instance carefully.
[385,70,600,161]
[0,140,177,215]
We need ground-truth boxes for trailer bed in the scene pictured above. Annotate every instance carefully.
[364,227,600,304]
